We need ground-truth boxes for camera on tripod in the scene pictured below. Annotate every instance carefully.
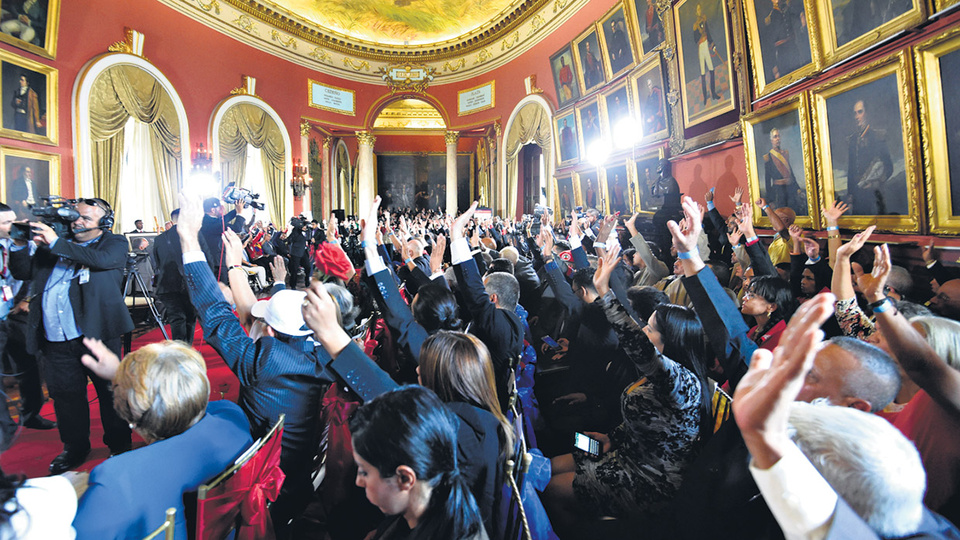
[222,184,265,211]
[9,196,81,241]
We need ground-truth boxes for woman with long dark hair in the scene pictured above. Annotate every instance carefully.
[417,331,512,536]
[350,385,487,540]
[740,275,798,350]
[543,243,711,528]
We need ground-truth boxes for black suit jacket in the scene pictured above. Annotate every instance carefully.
[9,231,134,354]
[151,225,187,296]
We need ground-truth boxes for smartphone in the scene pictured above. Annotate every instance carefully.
[574,432,601,457]
[541,335,560,349]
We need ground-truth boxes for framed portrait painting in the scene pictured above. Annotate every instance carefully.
[599,3,639,80]
[554,110,581,167]
[811,50,922,232]
[575,169,602,211]
[627,0,668,55]
[0,49,57,145]
[557,175,576,216]
[674,0,737,128]
[631,147,666,213]
[629,55,670,143]
[601,80,633,142]
[576,98,604,159]
[817,0,925,65]
[0,0,60,60]
[742,95,819,229]
[572,26,607,95]
[602,161,632,215]
[743,0,821,97]
[0,145,58,221]
[915,27,960,234]
[550,45,582,110]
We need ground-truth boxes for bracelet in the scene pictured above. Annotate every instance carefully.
[387,231,394,237]
[360,240,370,248]
[871,297,894,314]
[677,250,694,260]
[593,241,607,249]
[826,226,839,231]
[761,205,769,210]
[827,234,840,239]
[745,235,759,245]
[228,264,243,271]
[404,257,414,265]
[543,257,555,264]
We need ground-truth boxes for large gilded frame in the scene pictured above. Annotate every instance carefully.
[0,48,58,146]
[575,96,604,159]
[554,109,581,167]
[629,54,670,143]
[571,25,607,96]
[0,145,60,219]
[673,0,737,128]
[742,94,820,229]
[915,26,960,234]
[0,0,60,60]
[816,0,926,66]
[742,0,823,97]
[629,145,666,214]
[601,158,633,215]
[601,78,634,142]
[573,167,602,210]
[811,50,922,233]
[598,2,640,81]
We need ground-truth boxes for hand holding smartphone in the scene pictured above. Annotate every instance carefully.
[574,432,602,457]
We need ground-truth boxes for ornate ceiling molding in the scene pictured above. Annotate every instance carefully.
[158,0,591,85]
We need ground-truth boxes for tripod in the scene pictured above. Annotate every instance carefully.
[122,253,168,355]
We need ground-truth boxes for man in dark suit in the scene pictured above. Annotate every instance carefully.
[284,217,310,288]
[151,208,197,344]
[128,219,144,234]
[6,164,46,221]
[9,198,133,474]
[199,197,246,282]
[450,201,524,413]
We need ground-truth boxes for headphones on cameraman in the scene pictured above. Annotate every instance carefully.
[82,198,114,230]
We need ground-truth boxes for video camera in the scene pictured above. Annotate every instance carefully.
[222,184,265,211]
[10,196,82,241]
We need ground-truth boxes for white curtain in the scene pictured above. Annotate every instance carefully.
[242,144,273,226]
[119,118,165,231]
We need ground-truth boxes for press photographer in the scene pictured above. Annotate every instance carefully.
[9,197,133,474]
[200,188,249,282]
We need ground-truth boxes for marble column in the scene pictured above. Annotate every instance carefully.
[321,137,332,219]
[488,136,497,213]
[356,131,376,217]
[445,131,459,216]
[299,120,312,218]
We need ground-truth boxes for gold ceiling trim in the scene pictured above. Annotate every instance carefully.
[224,0,546,61]
[159,0,590,84]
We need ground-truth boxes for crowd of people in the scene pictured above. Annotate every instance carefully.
[0,181,957,540]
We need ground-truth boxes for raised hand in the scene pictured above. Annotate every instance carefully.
[705,187,714,203]
[836,225,875,260]
[430,234,447,274]
[922,238,936,264]
[733,292,835,469]
[858,244,892,303]
[822,200,849,224]
[539,229,555,258]
[801,237,820,261]
[452,201,479,241]
[270,255,287,284]
[302,281,351,357]
[221,229,245,268]
[756,197,768,210]
[624,212,639,237]
[730,185,744,205]
[667,196,703,256]
[362,196,382,246]
[593,242,621,296]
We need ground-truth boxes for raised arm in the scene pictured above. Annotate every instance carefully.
[822,201,848,269]
[222,229,258,330]
[864,244,960,421]
[830,227,877,339]
[738,204,776,277]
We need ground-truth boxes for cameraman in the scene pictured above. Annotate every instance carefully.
[200,197,246,282]
[284,216,310,289]
[9,198,133,474]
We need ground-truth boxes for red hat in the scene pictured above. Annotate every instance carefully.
[313,243,354,281]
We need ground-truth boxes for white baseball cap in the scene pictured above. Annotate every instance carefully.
[250,289,314,337]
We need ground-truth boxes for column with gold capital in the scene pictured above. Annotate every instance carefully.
[356,131,376,216]
[321,137,332,219]
[445,131,459,216]
[299,120,312,216]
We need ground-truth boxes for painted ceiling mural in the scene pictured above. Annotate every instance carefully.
[267,0,523,45]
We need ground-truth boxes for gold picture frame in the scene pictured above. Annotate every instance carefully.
[915,26,960,234]
[575,97,604,160]
[0,0,60,60]
[0,145,60,221]
[556,174,576,216]
[572,25,607,95]
[601,79,634,143]
[554,109,581,167]
[598,2,640,80]
[931,0,959,13]
[742,94,820,229]
[811,50,922,233]
[816,0,926,66]
[629,54,670,143]
[742,0,823,98]
[601,159,632,215]
[574,168,602,210]
[0,48,57,146]
[626,0,671,58]
[673,0,737,128]
[630,146,666,214]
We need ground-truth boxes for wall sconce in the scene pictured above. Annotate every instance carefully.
[290,159,311,200]
[192,142,212,172]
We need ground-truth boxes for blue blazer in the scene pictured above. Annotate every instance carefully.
[73,401,253,540]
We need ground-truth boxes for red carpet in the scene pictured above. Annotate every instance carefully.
[0,324,240,478]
